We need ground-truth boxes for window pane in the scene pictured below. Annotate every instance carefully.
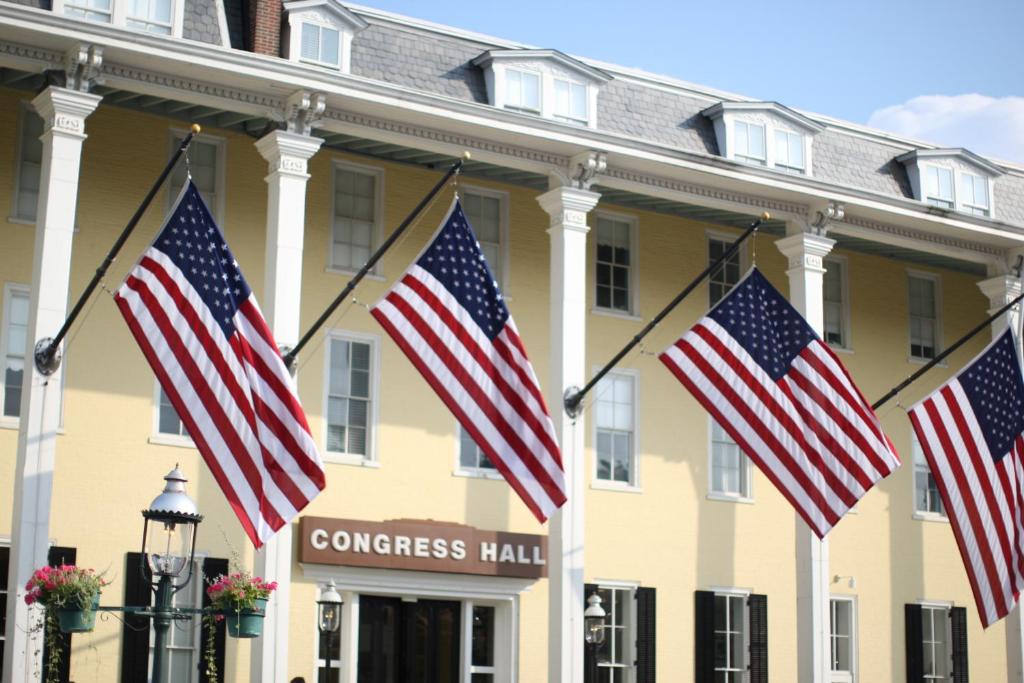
[321,27,340,65]
[301,23,320,60]
[595,217,632,312]
[594,373,634,482]
[472,606,495,666]
[327,339,373,455]
[571,82,587,120]
[522,72,540,110]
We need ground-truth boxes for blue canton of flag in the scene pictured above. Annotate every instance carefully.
[909,330,1024,626]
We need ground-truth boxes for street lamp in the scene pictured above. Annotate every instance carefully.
[317,580,343,682]
[140,466,203,683]
[584,591,606,683]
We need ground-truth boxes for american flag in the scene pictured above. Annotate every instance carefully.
[908,330,1024,626]
[115,182,325,548]
[659,268,900,537]
[370,199,566,522]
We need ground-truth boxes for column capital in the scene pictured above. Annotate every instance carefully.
[255,130,324,178]
[549,150,607,191]
[775,232,836,275]
[978,274,1023,309]
[31,87,102,139]
[283,90,326,136]
[536,186,601,234]
[62,43,103,92]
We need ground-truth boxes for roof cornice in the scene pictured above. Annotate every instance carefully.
[471,49,612,84]
[896,148,1005,177]
[702,101,825,134]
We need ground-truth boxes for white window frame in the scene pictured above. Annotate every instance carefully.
[52,0,186,37]
[328,159,385,277]
[459,184,510,292]
[10,102,41,225]
[706,229,746,307]
[148,556,204,682]
[711,586,752,681]
[922,164,956,209]
[322,330,381,467]
[453,422,503,481]
[148,381,195,449]
[303,565,527,683]
[589,579,639,683]
[501,67,542,114]
[823,255,852,352]
[552,76,589,124]
[1,283,30,428]
[958,170,992,217]
[733,119,767,166]
[707,416,754,504]
[591,210,640,320]
[774,128,806,174]
[918,601,954,681]
[829,595,857,683]
[168,128,227,225]
[711,111,816,176]
[918,163,997,219]
[907,270,942,363]
[299,21,342,68]
[591,367,641,492]
[912,433,947,523]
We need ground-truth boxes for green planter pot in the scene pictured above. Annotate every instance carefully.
[57,594,100,634]
[226,598,267,638]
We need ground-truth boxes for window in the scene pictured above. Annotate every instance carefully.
[331,164,381,273]
[594,372,636,486]
[595,215,633,313]
[959,172,990,217]
[461,190,505,287]
[823,258,847,348]
[921,606,949,681]
[913,434,945,519]
[170,133,223,223]
[708,236,741,306]
[830,598,855,683]
[733,120,766,165]
[774,129,805,173]
[2,285,29,420]
[126,0,171,33]
[554,78,587,123]
[906,603,968,683]
[924,166,955,209]
[584,583,656,683]
[458,424,496,474]
[470,605,496,681]
[156,386,188,439]
[63,0,112,23]
[301,23,341,67]
[326,336,374,460]
[149,560,202,681]
[13,106,43,222]
[908,274,940,361]
[504,68,540,112]
[710,419,750,499]
[695,590,767,683]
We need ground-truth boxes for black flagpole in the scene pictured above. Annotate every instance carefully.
[563,211,770,417]
[872,289,1024,410]
[282,155,467,369]
[34,124,202,376]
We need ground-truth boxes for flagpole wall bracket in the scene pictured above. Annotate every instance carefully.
[563,386,583,419]
[34,337,61,376]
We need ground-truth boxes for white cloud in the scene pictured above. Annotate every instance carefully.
[867,94,1024,165]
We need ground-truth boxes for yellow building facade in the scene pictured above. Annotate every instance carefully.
[1,3,1023,683]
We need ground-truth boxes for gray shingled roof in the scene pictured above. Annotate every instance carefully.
[183,0,222,46]
[351,16,1022,225]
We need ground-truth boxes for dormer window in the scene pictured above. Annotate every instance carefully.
[283,0,368,73]
[473,49,612,129]
[55,0,183,36]
[703,102,823,176]
[126,0,172,34]
[897,149,1002,219]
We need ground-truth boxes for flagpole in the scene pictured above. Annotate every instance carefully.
[33,124,202,375]
[562,211,769,417]
[872,289,1024,410]
[282,155,467,369]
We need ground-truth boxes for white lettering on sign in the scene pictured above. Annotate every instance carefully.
[431,538,448,559]
[354,532,370,553]
[533,546,545,565]
[499,544,515,563]
[332,530,351,552]
[394,535,411,556]
[414,537,430,558]
[450,539,467,560]
[311,528,329,550]
[480,542,496,563]
[373,533,390,554]
[479,542,545,566]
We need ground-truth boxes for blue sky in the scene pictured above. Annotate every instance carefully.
[359,0,1024,163]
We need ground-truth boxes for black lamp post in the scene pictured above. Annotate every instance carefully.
[140,466,203,683]
[317,580,343,682]
[584,591,606,683]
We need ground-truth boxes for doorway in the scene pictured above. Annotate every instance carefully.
[357,596,461,683]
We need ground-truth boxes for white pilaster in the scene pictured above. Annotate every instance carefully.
[977,272,1024,683]
[2,87,101,683]
[251,128,323,683]
[537,185,600,683]
[775,230,836,683]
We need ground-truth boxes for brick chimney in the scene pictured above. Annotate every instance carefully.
[247,0,282,56]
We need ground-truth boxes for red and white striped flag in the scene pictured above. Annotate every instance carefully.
[115,182,325,548]
[370,199,566,522]
[908,330,1024,626]
[659,268,900,537]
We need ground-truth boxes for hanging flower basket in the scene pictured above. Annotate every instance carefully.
[206,572,277,640]
[225,598,268,638]
[57,594,101,634]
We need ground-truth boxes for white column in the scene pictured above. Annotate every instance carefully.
[251,128,323,683]
[2,86,101,683]
[977,272,1024,683]
[537,185,600,683]
[775,230,836,683]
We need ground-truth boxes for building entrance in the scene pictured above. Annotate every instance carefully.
[357,595,461,683]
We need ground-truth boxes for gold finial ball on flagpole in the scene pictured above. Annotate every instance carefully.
[761,211,771,221]
[462,151,472,160]
[190,123,201,135]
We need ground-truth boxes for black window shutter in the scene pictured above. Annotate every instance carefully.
[0,546,8,675]
[694,591,715,683]
[634,586,656,683]
[200,557,229,683]
[950,606,969,683]
[748,593,768,683]
[45,546,76,683]
[120,552,152,683]
[583,583,597,683]
[905,604,923,683]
